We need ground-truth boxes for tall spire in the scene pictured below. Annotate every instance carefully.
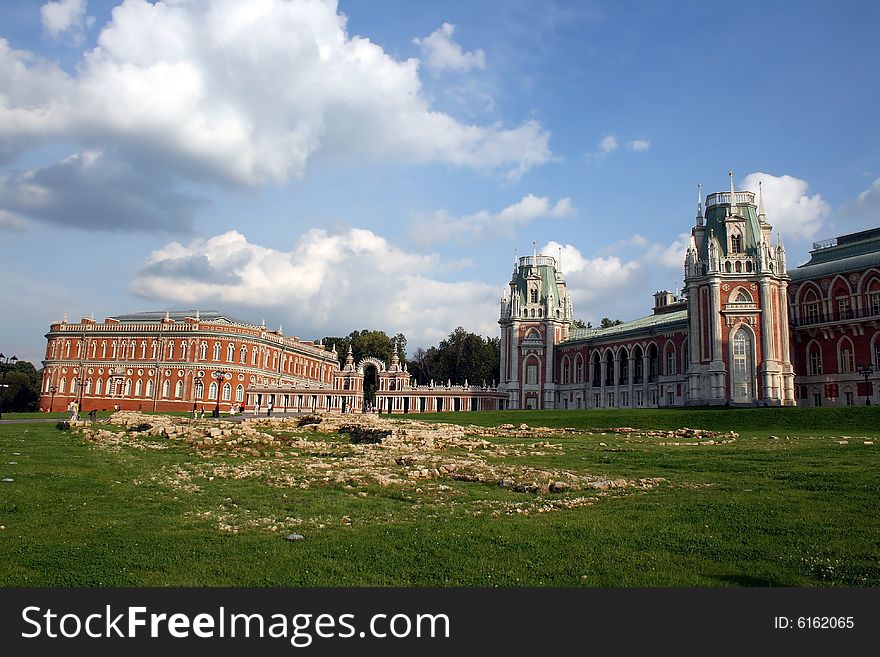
[557,246,563,273]
[758,180,766,223]
[728,170,736,213]
[696,183,703,226]
[532,240,537,259]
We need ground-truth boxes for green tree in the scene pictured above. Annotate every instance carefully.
[599,317,624,329]
[0,360,41,413]
[412,328,500,387]
[321,330,407,368]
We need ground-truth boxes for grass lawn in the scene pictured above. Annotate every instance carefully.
[1,407,878,587]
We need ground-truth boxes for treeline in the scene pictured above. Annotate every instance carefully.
[321,327,500,387]
[0,360,42,412]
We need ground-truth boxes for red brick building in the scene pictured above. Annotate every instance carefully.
[39,310,505,414]
[500,174,878,408]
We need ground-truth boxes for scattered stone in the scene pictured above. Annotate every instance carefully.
[1,478,13,483]
[864,441,874,446]
[837,440,849,445]
[285,534,305,541]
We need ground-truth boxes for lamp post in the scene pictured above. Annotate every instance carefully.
[856,364,874,406]
[49,385,58,413]
[212,370,231,417]
[0,353,18,419]
[192,375,203,418]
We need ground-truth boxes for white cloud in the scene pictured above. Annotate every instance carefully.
[857,177,880,210]
[3,0,551,188]
[542,233,688,324]
[741,172,829,241]
[131,228,500,347]
[413,22,486,73]
[411,194,574,245]
[598,135,618,155]
[41,0,93,44]
[628,139,650,152]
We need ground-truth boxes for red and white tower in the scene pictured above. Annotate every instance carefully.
[499,246,573,409]
[684,173,795,405]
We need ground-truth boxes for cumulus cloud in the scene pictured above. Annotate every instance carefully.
[3,0,550,191]
[542,233,688,324]
[0,150,203,232]
[413,22,486,73]
[628,139,650,152]
[598,135,618,155]
[41,0,93,43]
[857,177,880,210]
[741,172,829,241]
[131,228,500,346]
[411,194,574,245]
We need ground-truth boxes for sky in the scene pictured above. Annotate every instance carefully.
[2,0,879,365]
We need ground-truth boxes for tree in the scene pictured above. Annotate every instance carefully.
[599,317,624,329]
[411,328,500,387]
[571,319,589,329]
[321,330,407,368]
[0,360,41,412]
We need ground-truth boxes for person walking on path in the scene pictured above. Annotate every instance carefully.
[267,401,273,417]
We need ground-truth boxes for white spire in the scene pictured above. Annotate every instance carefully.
[728,170,736,212]
[532,240,537,259]
[696,183,703,226]
[758,180,766,222]
[558,246,563,273]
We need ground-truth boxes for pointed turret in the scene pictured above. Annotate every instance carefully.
[696,183,703,226]
[758,180,766,223]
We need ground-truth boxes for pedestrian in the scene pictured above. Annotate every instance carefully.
[192,403,198,420]
[200,406,205,419]
[89,409,97,421]
[67,399,75,419]
[255,402,261,416]
[267,401,273,417]
[72,400,79,421]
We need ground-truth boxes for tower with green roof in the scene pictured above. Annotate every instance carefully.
[684,173,795,405]
[499,246,573,409]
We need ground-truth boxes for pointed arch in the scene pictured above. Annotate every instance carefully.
[617,346,629,384]
[837,336,855,373]
[632,344,644,383]
[728,323,756,403]
[806,339,823,375]
[603,348,614,386]
[646,342,659,381]
[574,352,584,383]
[561,354,571,384]
[591,351,601,386]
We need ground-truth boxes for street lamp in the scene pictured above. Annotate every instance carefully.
[856,364,874,406]
[192,375,203,418]
[0,353,18,419]
[212,370,231,417]
[49,385,58,413]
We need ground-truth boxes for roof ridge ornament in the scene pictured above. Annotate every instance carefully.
[696,183,703,226]
[758,180,766,223]
[728,170,736,215]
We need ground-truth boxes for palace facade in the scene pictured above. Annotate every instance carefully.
[38,310,505,414]
[39,175,880,412]
[500,175,880,409]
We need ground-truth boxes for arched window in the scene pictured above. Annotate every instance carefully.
[85,378,92,395]
[735,289,752,303]
[591,352,601,386]
[166,341,174,359]
[175,380,183,398]
[95,378,103,395]
[647,344,659,380]
[235,385,244,402]
[180,341,188,360]
[162,380,171,398]
[151,341,158,359]
[65,341,71,358]
[213,343,221,361]
[633,345,644,383]
[112,341,118,359]
[530,289,538,303]
[724,261,732,273]
[865,278,880,317]
[240,345,247,363]
[562,357,570,384]
[808,342,823,375]
[665,344,677,375]
[200,342,208,360]
[145,380,153,397]
[101,341,107,358]
[59,377,66,393]
[730,233,743,254]
[195,380,204,399]
[604,350,614,386]
[140,341,147,359]
[135,380,142,396]
[222,382,231,401]
[731,328,754,403]
[208,381,218,400]
[124,379,132,396]
[839,339,854,373]
[129,341,136,359]
[252,348,258,365]
[227,343,235,362]
[619,348,629,384]
[575,355,583,383]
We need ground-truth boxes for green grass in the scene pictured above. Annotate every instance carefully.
[1,407,878,587]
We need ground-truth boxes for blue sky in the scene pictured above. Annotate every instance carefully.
[1,0,879,365]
